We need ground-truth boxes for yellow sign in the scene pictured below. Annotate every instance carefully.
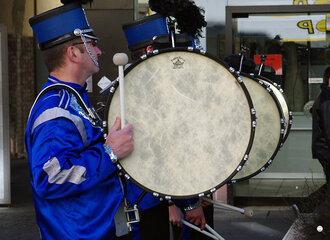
[293,0,330,4]
[297,20,315,34]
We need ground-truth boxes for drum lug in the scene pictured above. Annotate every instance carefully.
[237,76,243,83]
[264,82,270,88]
[229,67,235,73]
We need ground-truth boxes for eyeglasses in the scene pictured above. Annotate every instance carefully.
[72,40,98,47]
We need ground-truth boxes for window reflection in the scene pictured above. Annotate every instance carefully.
[232,13,329,112]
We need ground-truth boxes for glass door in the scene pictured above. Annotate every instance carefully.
[229,8,329,198]
[232,12,329,113]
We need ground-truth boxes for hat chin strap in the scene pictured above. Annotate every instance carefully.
[74,28,99,67]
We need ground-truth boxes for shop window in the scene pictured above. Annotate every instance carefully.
[231,12,329,112]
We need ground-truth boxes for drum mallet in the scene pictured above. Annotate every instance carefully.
[113,53,129,128]
[202,197,253,217]
[181,220,225,240]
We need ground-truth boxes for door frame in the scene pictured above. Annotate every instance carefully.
[0,24,10,205]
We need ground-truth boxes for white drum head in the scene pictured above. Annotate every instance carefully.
[232,74,285,182]
[107,49,255,198]
[257,76,292,142]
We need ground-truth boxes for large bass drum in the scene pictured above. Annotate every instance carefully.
[256,75,293,142]
[106,48,256,199]
[231,73,285,182]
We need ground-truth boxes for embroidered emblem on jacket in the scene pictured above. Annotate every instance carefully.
[70,94,96,125]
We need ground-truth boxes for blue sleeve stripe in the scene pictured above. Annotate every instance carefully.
[31,107,87,148]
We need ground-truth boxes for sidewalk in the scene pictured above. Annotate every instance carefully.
[212,206,295,240]
[0,158,39,240]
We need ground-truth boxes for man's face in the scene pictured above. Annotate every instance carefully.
[73,37,102,75]
[84,38,102,74]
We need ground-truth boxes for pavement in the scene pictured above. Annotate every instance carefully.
[212,206,295,240]
[0,157,39,240]
[0,158,300,240]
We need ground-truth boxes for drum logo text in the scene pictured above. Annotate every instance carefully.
[171,57,185,69]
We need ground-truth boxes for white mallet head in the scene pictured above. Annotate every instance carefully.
[113,53,129,66]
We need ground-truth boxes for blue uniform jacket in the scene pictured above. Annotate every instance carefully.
[25,76,123,240]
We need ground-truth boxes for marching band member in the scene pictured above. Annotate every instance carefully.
[25,1,134,239]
